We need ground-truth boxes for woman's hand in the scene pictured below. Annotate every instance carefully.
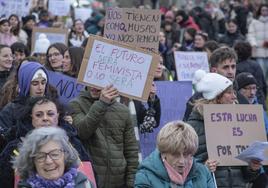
[249,159,262,171]
[205,159,219,172]
[64,115,73,125]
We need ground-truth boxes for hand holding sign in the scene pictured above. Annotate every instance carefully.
[205,159,219,172]
[100,85,119,104]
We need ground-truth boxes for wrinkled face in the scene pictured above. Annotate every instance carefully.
[62,50,71,72]
[218,87,237,104]
[9,16,19,28]
[31,101,59,128]
[163,152,193,174]
[0,22,10,33]
[14,51,26,64]
[155,56,164,78]
[211,59,236,81]
[74,20,84,33]
[239,84,257,104]
[48,47,63,71]
[227,22,237,33]
[30,77,47,97]
[261,6,268,17]
[0,47,13,71]
[89,87,101,98]
[194,35,206,48]
[34,141,65,180]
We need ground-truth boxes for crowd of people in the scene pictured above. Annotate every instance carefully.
[0,0,268,187]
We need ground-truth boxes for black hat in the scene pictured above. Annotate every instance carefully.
[236,72,257,90]
[22,15,36,25]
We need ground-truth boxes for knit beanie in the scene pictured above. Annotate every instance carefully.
[165,10,174,19]
[18,61,49,97]
[236,72,257,90]
[193,69,233,100]
[33,33,50,54]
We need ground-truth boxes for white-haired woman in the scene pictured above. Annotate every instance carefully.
[187,70,265,188]
[135,121,215,187]
[13,127,94,188]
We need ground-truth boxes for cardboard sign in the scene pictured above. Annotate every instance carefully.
[139,81,192,158]
[0,0,32,18]
[48,0,71,16]
[48,71,84,106]
[104,7,161,52]
[203,104,268,166]
[31,27,68,53]
[174,52,209,81]
[77,35,158,102]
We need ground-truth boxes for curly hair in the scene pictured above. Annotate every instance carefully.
[13,127,80,180]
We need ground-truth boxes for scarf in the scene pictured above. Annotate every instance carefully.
[163,157,193,185]
[259,16,268,23]
[27,168,78,188]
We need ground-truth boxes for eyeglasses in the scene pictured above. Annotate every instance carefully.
[47,52,61,59]
[33,148,64,163]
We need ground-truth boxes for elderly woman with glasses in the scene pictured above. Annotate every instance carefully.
[135,121,215,188]
[13,126,94,188]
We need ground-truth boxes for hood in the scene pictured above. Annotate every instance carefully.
[18,61,49,97]
[138,149,170,182]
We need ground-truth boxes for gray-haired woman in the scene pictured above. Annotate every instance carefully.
[13,127,94,188]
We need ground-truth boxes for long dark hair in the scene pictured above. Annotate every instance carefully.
[65,46,84,77]
[45,43,67,71]
[8,14,20,36]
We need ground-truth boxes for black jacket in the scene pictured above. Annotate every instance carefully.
[218,31,245,47]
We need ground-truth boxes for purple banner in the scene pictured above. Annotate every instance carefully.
[139,81,192,159]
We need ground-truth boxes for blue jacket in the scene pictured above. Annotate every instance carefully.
[135,149,215,188]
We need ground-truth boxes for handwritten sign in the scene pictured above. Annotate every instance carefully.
[77,35,158,102]
[48,71,84,106]
[140,81,192,158]
[174,52,209,81]
[48,0,71,16]
[104,8,161,52]
[0,0,32,18]
[31,27,68,53]
[203,104,268,166]
[74,7,93,22]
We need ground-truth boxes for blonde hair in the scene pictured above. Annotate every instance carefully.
[157,121,198,155]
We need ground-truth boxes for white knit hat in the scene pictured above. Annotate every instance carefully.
[193,69,233,100]
[33,33,50,54]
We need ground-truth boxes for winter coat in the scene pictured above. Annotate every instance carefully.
[187,110,264,188]
[247,17,268,58]
[236,58,267,109]
[0,119,92,188]
[135,149,215,188]
[218,31,245,47]
[69,89,139,188]
[18,171,94,188]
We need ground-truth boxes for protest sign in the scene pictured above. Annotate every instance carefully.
[48,0,71,16]
[174,51,209,81]
[77,35,158,102]
[31,27,68,53]
[203,104,268,166]
[104,7,161,52]
[47,71,84,106]
[74,7,93,22]
[139,81,192,158]
[0,0,32,18]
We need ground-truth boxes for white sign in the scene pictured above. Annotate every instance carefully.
[0,0,32,18]
[83,40,152,98]
[174,51,209,81]
[48,0,71,16]
[74,7,93,22]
